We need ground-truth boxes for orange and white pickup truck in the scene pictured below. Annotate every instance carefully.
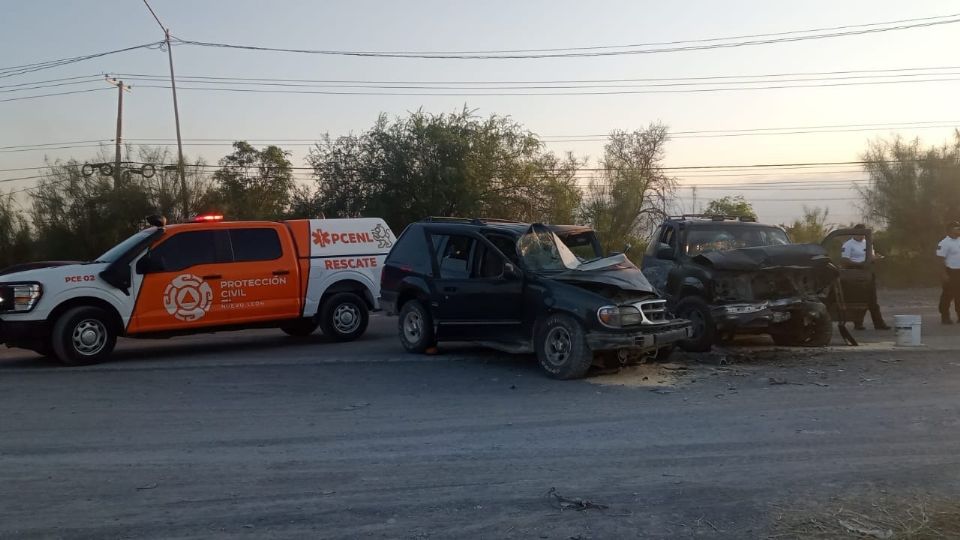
[0,216,396,365]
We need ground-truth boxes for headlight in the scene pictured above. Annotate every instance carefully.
[0,283,43,312]
[597,305,642,328]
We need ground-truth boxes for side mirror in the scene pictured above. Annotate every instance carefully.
[656,244,676,261]
[504,262,522,280]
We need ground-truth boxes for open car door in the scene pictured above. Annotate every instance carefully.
[821,228,874,323]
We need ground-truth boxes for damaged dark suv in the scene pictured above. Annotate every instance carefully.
[642,215,837,351]
[380,218,693,379]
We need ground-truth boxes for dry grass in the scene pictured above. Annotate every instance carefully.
[768,495,960,539]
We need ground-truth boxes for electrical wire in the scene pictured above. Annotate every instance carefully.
[172,12,960,59]
[0,42,163,79]
[0,88,112,103]
[124,75,960,96]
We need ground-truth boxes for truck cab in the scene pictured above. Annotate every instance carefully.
[0,216,396,365]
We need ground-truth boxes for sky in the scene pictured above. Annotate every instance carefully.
[2,0,959,226]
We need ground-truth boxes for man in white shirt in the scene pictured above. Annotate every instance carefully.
[841,225,890,330]
[937,221,960,324]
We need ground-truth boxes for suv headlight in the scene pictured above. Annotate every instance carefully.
[0,283,43,312]
[597,305,642,328]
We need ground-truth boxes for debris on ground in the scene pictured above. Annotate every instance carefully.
[545,488,609,512]
[769,494,960,539]
[340,402,370,411]
[588,363,686,388]
[838,518,893,539]
[768,377,804,386]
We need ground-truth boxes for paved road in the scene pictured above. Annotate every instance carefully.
[2,293,959,538]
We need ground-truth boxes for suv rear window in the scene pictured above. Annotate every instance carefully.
[431,234,474,278]
[385,226,432,275]
[230,228,282,262]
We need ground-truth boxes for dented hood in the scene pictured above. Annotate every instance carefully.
[545,253,655,293]
[694,243,832,271]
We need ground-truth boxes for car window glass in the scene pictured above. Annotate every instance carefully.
[645,226,665,256]
[484,234,519,264]
[431,234,474,278]
[230,228,282,262]
[150,231,219,272]
[474,244,506,278]
[662,227,677,248]
[386,226,432,275]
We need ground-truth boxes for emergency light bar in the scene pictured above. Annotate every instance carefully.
[193,213,225,222]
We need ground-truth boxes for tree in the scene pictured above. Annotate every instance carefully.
[580,124,675,252]
[859,133,960,257]
[27,147,213,262]
[0,192,32,268]
[782,206,831,244]
[307,108,582,230]
[211,141,294,220]
[702,195,757,220]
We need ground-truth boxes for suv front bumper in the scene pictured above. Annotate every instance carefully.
[0,318,49,348]
[711,298,822,333]
[586,320,693,351]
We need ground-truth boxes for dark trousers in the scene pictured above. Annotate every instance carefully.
[940,268,960,320]
[857,272,887,328]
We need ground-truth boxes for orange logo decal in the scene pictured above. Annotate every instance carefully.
[163,274,214,322]
[312,229,331,247]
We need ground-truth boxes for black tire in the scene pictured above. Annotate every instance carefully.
[281,318,320,337]
[397,299,435,353]
[535,313,593,380]
[51,306,117,366]
[319,292,369,342]
[771,310,833,347]
[98,163,114,177]
[675,296,716,352]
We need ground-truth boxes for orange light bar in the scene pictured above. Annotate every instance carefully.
[193,213,224,222]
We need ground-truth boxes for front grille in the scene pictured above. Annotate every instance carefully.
[636,299,669,324]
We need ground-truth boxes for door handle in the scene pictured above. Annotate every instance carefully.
[273,270,291,276]
[443,286,458,293]
[202,274,222,280]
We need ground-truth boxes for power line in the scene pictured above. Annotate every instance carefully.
[173,12,960,59]
[0,74,103,90]
[0,87,112,103]
[122,75,960,97]
[110,65,960,85]
[0,42,162,79]
[115,69,960,90]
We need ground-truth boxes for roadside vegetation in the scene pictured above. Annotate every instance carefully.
[1,109,958,288]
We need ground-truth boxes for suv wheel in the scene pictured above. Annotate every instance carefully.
[320,293,369,342]
[51,306,117,366]
[676,297,716,352]
[771,311,832,347]
[398,300,436,353]
[535,314,593,380]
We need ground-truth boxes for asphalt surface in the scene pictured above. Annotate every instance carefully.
[2,289,960,539]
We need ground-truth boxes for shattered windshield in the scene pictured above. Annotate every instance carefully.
[686,225,790,257]
[518,226,582,272]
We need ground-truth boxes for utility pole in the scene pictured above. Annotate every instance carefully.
[143,0,189,219]
[105,77,131,188]
[690,185,698,214]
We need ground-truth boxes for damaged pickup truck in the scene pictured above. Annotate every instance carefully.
[380,218,693,379]
[642,215,838,351]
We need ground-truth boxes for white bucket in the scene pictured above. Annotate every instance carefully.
[894,315,922,347]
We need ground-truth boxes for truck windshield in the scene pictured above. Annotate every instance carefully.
[95,229,157,263]
[686,225,790,256]
[518,227,582,272]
